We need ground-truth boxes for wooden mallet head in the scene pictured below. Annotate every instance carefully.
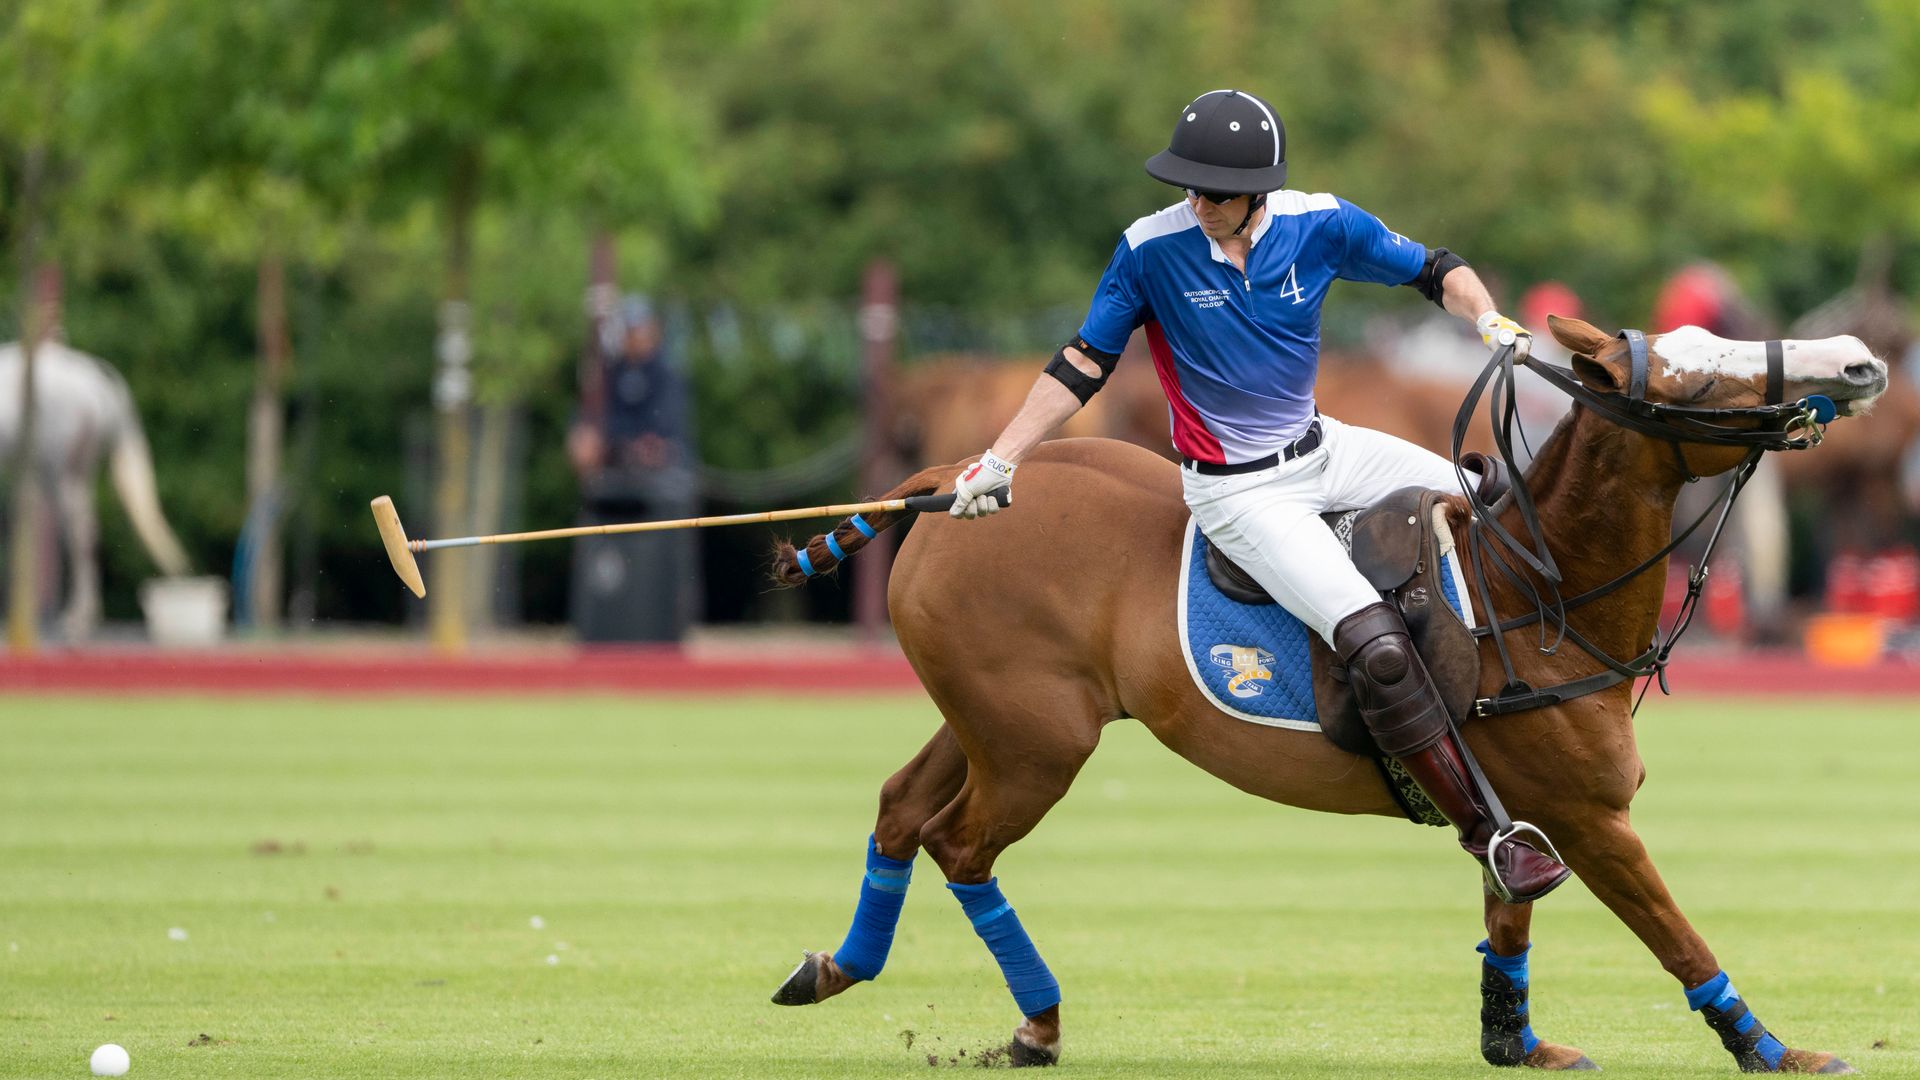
[370,496,426,598]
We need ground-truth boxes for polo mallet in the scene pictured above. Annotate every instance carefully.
[369,489,1007,598]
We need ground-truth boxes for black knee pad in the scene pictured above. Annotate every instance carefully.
[1354,635,1413,687]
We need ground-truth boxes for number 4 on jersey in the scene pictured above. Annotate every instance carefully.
[1279,263,1306,305]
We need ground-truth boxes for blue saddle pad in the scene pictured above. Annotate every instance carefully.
[1178,517,1474,731]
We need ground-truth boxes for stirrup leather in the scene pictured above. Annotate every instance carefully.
[1483,821,1563,903]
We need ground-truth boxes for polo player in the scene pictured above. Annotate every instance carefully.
[947,89,1570,902]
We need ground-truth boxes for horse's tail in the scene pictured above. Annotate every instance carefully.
[106,390,192,577]
[769,462,956,588]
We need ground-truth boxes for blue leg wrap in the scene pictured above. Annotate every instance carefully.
[1687,971,1788,1071]
[1477,939,1541,1059]
[833,835,913,982]
[948,878,1060,1018]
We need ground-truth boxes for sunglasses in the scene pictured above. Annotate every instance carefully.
[1185,188,1244,205]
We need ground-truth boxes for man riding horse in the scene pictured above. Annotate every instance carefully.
[945,89,1570,903]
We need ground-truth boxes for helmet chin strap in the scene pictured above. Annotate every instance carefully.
[1231,193,1268,237]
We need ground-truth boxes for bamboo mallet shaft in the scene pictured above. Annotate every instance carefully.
[410,497,921,552]
[372,488,1000,600]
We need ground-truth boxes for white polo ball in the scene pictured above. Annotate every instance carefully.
[90,1043,130,1076]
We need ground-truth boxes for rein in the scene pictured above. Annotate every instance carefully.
[1450,331,1835,718]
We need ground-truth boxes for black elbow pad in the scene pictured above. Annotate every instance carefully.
[1043,336,1120,404]
[1407,247,1468,307]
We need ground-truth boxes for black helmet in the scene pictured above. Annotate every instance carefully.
[1144,89,1288,195]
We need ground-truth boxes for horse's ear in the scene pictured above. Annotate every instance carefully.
[1546,314,1613,358]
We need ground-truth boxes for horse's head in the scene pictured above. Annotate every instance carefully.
[1542,315,1889,477]
[1546,315,1888,417]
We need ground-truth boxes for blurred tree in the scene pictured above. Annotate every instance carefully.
[0,0,104,651]
[82,0,352,633]
[1639,0,1915,314]
[297,0,741,647]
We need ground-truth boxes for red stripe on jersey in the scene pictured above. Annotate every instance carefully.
[1144,321,1226,462]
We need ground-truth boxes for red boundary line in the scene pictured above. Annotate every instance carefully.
[0,647,923,695]
[0,648,1914,697]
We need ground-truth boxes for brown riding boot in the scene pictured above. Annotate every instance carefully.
[1392,734,1571,903]
[1333,602,1571,903]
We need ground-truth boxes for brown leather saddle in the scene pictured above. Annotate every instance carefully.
[1203,486,1482,763]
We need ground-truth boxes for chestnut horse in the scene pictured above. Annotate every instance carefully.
[770,317,1887,1072]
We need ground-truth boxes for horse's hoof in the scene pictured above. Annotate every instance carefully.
[770,951,820,1006]
[1524,1042,1600,1070]
[1815,1060,1857,1075]
[1007,1035,1059,1067]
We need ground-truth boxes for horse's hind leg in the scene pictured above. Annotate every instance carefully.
[1478,890,1597,1071]
[772,723,967,1007]
[919,714,1099,1067]
[1560,810,1854,1074]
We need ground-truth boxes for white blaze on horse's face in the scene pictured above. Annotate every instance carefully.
[1650,326,1888,414]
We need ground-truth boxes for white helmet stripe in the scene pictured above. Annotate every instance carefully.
[1236,93,1281,166]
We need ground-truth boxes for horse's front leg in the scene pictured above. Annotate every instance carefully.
[1562,811,1854,1074]
[1478,890,1597,1070]
[771,723,968,1008]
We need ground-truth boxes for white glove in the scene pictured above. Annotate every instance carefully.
[950,450,1015,518]
[1476,310,1533,359]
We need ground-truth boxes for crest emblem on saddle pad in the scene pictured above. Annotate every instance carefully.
[1208,644,1276,699]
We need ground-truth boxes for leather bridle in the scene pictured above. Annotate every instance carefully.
[1450,332,1835,718]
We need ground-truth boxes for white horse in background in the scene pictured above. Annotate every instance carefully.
[0,340,190,639]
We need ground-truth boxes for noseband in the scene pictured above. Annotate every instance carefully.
[1451,332,1835,719]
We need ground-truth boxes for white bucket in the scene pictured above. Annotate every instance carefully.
[139,576,229,647]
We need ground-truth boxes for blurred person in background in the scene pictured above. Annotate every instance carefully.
[569,295,691,478]
[945,89,1569,902]
[567,293,699,642]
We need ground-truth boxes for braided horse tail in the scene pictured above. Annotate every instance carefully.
[769,462,960,588]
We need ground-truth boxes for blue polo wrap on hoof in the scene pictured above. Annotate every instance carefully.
[849,514,878,539]
[948,878,1060,1018]
[1687,971,1787,1071]
[833,835,913,982]
[1477,940,1540,1060]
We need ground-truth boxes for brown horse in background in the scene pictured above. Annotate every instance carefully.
[772,318,1886,1072]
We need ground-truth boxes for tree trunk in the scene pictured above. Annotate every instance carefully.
[246,251,292,632]
[429,146,481,652]
[855,258,899,642]
[7,146,49,655]
[467,398,512,633]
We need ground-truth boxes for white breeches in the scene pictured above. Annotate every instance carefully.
[1182,415,1465,646]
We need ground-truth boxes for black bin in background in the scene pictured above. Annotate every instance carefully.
[569,470,699,643]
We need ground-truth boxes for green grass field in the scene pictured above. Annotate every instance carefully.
[3,693,1916,1079]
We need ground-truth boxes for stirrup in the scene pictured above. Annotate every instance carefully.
[1483,821,1564,904]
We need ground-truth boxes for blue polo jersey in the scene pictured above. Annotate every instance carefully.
[1076,191,1427,464]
